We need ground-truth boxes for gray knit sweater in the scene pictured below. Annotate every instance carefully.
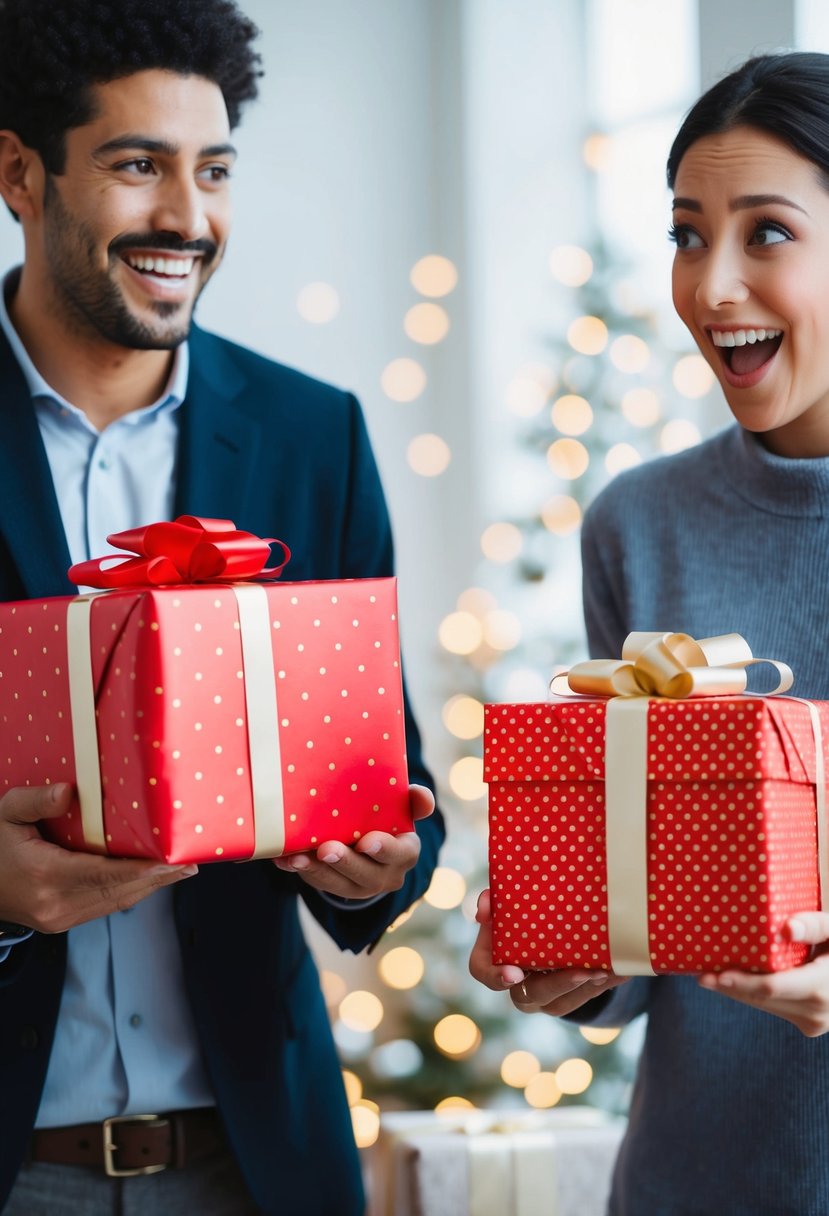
[579,424,829,1216]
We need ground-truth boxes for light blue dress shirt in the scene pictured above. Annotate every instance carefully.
[0,281,215,1124]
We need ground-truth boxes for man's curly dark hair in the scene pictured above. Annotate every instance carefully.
[0,0,262,174]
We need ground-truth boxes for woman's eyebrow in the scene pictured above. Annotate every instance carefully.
[671,193,806,213]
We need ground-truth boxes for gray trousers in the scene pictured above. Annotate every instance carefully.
[3,1145,262,1215]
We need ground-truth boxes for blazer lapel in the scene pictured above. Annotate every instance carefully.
[174,327,262,525]
[0,328,74,599]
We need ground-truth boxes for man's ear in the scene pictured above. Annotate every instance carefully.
[0,131,45,222]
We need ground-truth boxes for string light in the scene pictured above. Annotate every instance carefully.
[319,969,347,1008]
[605,443,642,475]
[610,334,650,373]
[660,419,701,453]
[448,756,486,801]
[442,694,485,740]
[551,394,593,435]
[555,1058,593,1095]
[481,522,523,563]
[341,1069,363,1104]
[524,1072,562,1109]
[501,1051,541,1088]
[506,376,549,417]
[351,1102,380,1148]
[541,494,582,535]
[621,387,660,427]
[438,611,483,655]
[435,1096,477,1113]
[547,438,589,479]
[579,1027,621,1045]
[339,990,384,1032]
[672,354,714,397]
[377,946,425,990]
[582,132,612,171]
[457,586,497,616]
[483,609,521,651]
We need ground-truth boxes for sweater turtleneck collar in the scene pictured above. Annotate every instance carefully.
[722,425,829,518]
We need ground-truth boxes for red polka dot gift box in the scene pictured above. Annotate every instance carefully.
[0,519,411,864]
[485,687,829,975]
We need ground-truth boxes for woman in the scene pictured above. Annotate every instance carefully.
[471,52,829,1216]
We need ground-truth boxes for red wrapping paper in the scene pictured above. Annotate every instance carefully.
[485,696,829,974]
[0,578,411,863]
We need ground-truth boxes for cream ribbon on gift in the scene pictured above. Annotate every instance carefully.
[66,584,286,858]
[558,631,807,975]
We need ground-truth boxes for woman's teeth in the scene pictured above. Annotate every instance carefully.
[125,254,194,277]
[711,328,782,347]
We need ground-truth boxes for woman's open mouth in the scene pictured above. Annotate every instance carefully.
[710,327,783,386]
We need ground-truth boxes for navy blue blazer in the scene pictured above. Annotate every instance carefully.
[0,323,445,1215]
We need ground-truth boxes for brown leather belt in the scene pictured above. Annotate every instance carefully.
[30,1108,224,1177]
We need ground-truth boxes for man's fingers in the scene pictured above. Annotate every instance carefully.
[2,782,74,824]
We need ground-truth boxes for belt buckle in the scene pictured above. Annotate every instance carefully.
[102,1114,167,1177]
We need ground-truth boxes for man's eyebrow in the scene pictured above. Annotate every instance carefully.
[93,135,237,159]
[672,193,806,214]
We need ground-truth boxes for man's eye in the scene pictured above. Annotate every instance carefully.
[118,159,155,176]
[199,164,232,183]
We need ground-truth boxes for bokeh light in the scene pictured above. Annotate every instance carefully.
[434,1014,481,1058]
[438,610,484,655]
[448,756,487,801]
[506,376,549,417]
[351,1101,380,1148]
[541,494,582,535]
[339,990,384,1032]
[583,132,613,171]
[320,969,348,1009]
[483,609,521,651]
[610,334,650,374]
[435,1096,477,1113]
[501,1050,541,1088]
[481,522,523,563]
[424,866,467,910]
[342,1069,363,1104]
[579,1026,621,1045]
[605,442,642,475]
[410,254,458,298]
[405,302,450,345]
[549,245,594,287]
[621,387,661,427]
[457,586,497,616]
[555,1057,593,1095]
[296,281,340,324]
[524,1072,562,1108]
[660,419,701,453]
[567,316,609,356]
[407,433,451,477]
[672,354,715,398]
[442,694,485,740]
[377,946,425,990]
[547,438,589,480]
[551,394,593,436]
[381,357,427,402]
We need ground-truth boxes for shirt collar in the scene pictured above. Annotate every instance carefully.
[0,266,189,417]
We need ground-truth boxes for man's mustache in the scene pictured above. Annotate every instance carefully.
[109,234,219,262]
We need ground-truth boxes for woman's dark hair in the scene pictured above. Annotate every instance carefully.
[0,0,262,174]
[667,52,829,189]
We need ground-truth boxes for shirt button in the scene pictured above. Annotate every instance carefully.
[129,1014,142,1029]
[98,457,110,470]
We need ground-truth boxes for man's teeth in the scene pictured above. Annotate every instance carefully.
[125,254,194,276]
[711,328,782,348]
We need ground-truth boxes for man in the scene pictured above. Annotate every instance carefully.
[0,2,444,1213]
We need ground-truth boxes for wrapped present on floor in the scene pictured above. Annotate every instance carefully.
[485,631,829,975]
[0,516,411,864]
[366,1107,626,1216]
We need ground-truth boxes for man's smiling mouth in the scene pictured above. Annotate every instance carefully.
[123,253,196,278]
[710,327,783,376]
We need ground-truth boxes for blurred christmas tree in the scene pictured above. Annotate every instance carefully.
[326,232,714,1150]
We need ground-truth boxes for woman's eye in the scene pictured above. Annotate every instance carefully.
[749,221,791,247]
[198,164,232,183]
[668,223,703,250]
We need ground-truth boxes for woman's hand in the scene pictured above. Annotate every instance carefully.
[699,912,829,1036]
[469,888,630,1016]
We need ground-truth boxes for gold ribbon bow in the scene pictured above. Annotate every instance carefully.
[560,631,793,699]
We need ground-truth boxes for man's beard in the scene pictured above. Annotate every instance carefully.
[42,176,220,350]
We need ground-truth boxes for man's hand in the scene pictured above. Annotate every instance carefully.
[699,912,829,1036]
[469,888,630,1015]
[271,783,435,900]
[0,783,198,934]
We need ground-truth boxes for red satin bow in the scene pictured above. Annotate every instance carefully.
[68,516,291,588]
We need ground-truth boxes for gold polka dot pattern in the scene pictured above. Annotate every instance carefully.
[0,580,409,863]
[484,698,829,974]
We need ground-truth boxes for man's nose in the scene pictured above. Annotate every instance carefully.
[149,174,209,242]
